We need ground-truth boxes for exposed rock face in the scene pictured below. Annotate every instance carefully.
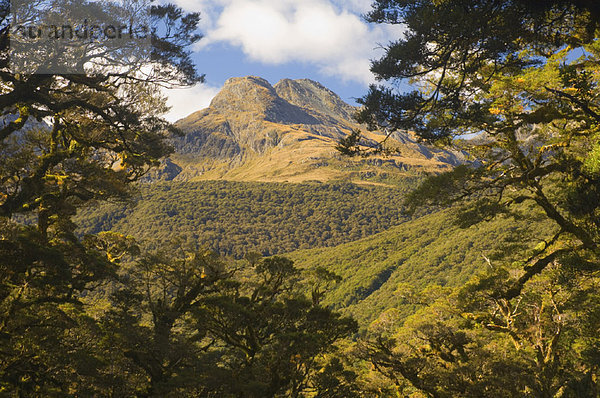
[274,78,356,122]
[168,76,464,183]
[141,158,183,182]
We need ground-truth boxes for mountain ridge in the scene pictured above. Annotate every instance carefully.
[164,76,465,184]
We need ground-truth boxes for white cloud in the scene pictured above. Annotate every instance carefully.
[320,56,372,84]
[159,0,406,111]
[163,83,221,122]
[200,0,403,85]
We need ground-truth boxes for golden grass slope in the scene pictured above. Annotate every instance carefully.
[170,76,464,184]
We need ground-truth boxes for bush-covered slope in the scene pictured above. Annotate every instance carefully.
[76,179,554,331]
[76,180,417,258]
[288,204,555,328]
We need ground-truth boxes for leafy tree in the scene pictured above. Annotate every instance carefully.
[97,244,231,397]
[351,0,600,395]
[0,0,203,394]
[353,0,600,141]
[191,255,359,398]
[0,0,202,222]
[100,246,359,397]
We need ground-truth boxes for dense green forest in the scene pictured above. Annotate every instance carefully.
[289,204,555,327]
[344,0,600,396]
[3,0,600,396]
[0,2,363,395]
[76,180,417,258]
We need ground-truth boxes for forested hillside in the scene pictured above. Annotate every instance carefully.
[76,180,418,258]
[76,178,557,329]
[4,0,600,395]
[289,204,555,328]
[344,0,600,396]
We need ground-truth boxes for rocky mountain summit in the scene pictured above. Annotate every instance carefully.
[274,78,356,122]
[166,76,465,183]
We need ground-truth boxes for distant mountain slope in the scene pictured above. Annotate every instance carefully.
[287,204,555,328]
[164,76,467,183]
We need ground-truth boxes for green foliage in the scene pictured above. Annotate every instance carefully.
[289,204,554,328]
[583,140,600,175]
[335,129,362,157]
[404,165,478,210]
[0,219,122,395]
[355,0,600,395]
[363,258,600,397]
[0,2,215,395]
[354,0,600,140]
[94,247,359,397]
[75,180,416,258]
[1,219,361,396]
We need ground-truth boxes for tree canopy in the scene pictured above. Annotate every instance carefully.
[75,180,413,258]
[0,1,204,393]
[354,0,600,140]
[350,0,600,396]
[0,2,365,395]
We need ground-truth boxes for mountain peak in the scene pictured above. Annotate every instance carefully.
[273,78,355,121]
[206,76,317,125]
[171,76,463,183]
[209,76,277,114]
[224,75,271,87]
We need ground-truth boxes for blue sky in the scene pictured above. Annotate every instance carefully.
[163,0,405,121]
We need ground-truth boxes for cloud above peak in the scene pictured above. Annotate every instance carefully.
[212,0,365,62]
[194,0,401,85]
